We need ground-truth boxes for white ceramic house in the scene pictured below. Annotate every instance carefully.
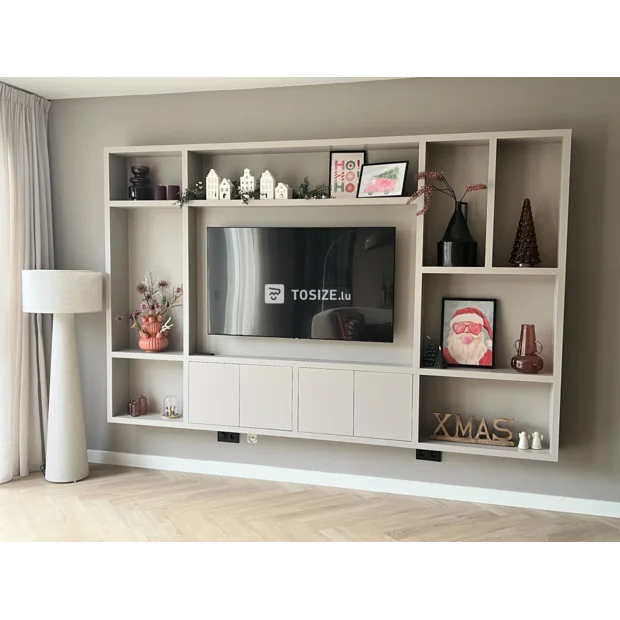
[275,182,293,199]
[240,168,255,195]
[260,170,276,199]
[219,178,232,200]
[206,169,220,199]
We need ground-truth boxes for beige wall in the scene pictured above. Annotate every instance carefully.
[49,78,620,501]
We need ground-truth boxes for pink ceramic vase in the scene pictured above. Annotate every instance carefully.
[137,320,170,352]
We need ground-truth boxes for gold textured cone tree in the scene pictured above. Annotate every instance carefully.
[509,198,541,266]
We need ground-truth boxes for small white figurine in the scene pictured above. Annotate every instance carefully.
[274,182,293,200]
[219,178,232,200]
[240,168,255,194]
[260,170,276,199]
[206,169,220,200]
[518,431,530,450]
[531,431,544,450]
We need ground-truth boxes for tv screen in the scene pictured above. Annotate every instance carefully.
[207,227,396,342]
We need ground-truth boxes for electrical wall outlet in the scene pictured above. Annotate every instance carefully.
[247,434,258,444]
[416,449,442,462]
[217,431,240,443]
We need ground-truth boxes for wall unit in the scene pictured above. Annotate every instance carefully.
[105,129,571,461]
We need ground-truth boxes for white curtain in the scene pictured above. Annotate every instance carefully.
[0,83,54,483]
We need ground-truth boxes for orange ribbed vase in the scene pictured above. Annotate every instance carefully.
[138,316,169,352]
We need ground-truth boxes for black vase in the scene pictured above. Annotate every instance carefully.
[128,165,153,200]
[437,201,477,267]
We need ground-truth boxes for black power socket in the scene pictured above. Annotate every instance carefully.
[217,431,240,443]
[416,449,442,462]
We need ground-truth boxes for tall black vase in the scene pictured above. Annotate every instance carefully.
[437,201,477,267]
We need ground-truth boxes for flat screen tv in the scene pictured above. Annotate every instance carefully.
[207,227,396,342]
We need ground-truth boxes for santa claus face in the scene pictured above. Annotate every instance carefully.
[447,321,488,364]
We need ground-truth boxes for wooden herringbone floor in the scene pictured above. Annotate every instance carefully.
[1,465,619,541]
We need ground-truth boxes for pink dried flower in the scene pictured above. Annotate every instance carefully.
[139,301,149,312]
[136,283,148,295]
[407,184,434,215]
[129,310,140,320]
[416,171,445,181]
[157,279,169,288]
[114,315,123,322]
[465,184,487,192]
[174,286,183,296]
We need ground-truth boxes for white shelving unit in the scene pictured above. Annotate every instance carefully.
[104,129,571,461]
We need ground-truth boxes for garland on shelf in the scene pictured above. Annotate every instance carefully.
[175,177,330,208]
[175,181,205,208]
[294,177,330,200]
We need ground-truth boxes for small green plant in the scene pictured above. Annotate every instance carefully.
[174,181,206,208]
[293,177,330,200]
[231,180,261,205]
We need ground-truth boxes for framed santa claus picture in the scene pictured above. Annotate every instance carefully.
[440,298,496,368]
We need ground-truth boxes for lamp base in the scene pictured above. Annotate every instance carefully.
[45,313,89,483]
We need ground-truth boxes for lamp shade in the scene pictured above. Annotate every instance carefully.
[22,270,102,314]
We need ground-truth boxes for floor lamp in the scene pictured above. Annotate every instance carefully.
[22,270,102,483]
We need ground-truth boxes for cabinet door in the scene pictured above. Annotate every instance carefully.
[188,362,239,426]
[354,372,412,441]
[298,368,353,436]
[239,365,293,431]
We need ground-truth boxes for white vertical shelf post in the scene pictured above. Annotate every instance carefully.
[411,140,427,446]
[181,149,190,424]
[484,138,497,268]
[549,131,572,458]
[103,150,113,421]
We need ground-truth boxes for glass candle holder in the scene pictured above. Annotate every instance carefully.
[128,400,139,417]
[138,394,148,416]
[163,394,180,419]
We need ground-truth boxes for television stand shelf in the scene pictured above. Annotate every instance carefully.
[105,129,571,461]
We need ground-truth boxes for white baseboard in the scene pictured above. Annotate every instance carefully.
[87,449,620,519]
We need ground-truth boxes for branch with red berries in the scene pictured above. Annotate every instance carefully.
[407,172,488,216]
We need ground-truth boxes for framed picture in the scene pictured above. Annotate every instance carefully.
[441,298,496,368]
[357,161,409,198]
[329,151,366,198]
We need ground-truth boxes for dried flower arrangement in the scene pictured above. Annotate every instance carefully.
[407,172,487,216]
[115,271,183,352]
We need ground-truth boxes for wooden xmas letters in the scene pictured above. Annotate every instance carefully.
[429,413,514,446]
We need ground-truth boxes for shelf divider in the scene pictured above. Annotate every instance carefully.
[485,138,497,267]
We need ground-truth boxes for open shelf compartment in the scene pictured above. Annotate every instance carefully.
[187,146,420,203]
[107,149,183,202]
[418,375,553,460]
[110,358,185,425]
[493,139,563,268]
[109,207,184,354]
[422,141,491,268]
[420,273,556,374]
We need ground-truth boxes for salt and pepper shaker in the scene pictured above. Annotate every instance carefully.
[518,432,530,450]
[531,432,544,450]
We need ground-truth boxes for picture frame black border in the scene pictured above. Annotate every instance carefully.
[440,297,497,369]
[356,161,409,199]
[328,150,366,199]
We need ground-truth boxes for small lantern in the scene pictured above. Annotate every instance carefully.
[163,394,181,419]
